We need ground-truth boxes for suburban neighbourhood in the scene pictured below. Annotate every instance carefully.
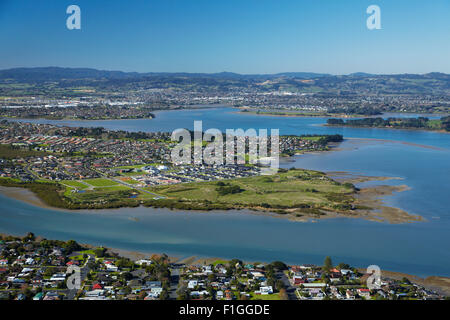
[0,120,340,198]
[0,233,446,301]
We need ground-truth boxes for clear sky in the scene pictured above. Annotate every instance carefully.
[0,0,449,74]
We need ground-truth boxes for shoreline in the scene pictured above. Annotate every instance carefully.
[235,108,449,120]
[83,244,450,296]
[0,104,228,122]
[0,171,423,224]
[0,185,71,212]
[345,137,446,150]
[1,230,448,296]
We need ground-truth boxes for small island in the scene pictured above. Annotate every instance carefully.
[238,107,382,118]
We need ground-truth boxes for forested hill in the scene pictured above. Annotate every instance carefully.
[0,67,448,96]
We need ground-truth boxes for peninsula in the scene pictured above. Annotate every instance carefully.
[0,120,419,222]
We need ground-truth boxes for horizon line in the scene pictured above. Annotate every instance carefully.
[0,66,448,77]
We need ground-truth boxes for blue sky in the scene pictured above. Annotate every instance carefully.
[0,0,449,74]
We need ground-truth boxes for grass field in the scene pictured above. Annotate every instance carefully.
[83,178,119,187]
[145,169,355,214]
[61,180,89,189]
[64,185,133,202]
[61,180,157,206]
[93,186,131,191]
[119,177,142,185]
[250,293,280,300]
[0,144,49,159]
[212,259,229,266]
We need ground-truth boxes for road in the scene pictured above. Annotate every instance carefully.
[65,254,94,300]
[276,270,298,300]
[91,167,165,199]
[168,267,181,300]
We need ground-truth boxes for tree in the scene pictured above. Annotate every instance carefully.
[270,261,288,270]
[159,289,169,300]
[279,288,288,300]
[176,283,189,300]
[138,291,147,300]
[208,273,216,282]
[63,240,81,254]
[24,232,35,242]
[337,263,350,270]
[402,277,411,285]
[323,256,333,272]
[93,247,106,258]
[121,272,133,281]
[275,280,285,292]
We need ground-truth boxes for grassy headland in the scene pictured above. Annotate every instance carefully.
[143,168,357,216]
[0,168,422,223]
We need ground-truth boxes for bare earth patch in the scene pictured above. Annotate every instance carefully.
[326,173,424,224]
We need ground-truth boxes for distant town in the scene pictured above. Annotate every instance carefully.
[1,68,449,121]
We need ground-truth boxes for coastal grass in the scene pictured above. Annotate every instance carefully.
[212,259,229,266]
[0,177,67,208]
[64,185,133,201]
[144,169,355,214]
[0,169,357,215]
[61,180,89,190]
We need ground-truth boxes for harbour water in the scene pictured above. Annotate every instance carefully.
[1,108,449,277]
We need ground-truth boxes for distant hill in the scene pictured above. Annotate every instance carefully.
[0,67,448,97]
[0,67,331,81]
[0,67,142,81]
[348,72,375,77]
[0,67,448,83]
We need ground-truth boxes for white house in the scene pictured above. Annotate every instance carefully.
[259,286,273,295]
[50,273,66,281]
[106,264,118,272]
[85,289,105,297]
[151,287,163,295]
[188,280,198,289]
[135,259,153,266]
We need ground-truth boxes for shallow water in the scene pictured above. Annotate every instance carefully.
[1,108,449,277]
